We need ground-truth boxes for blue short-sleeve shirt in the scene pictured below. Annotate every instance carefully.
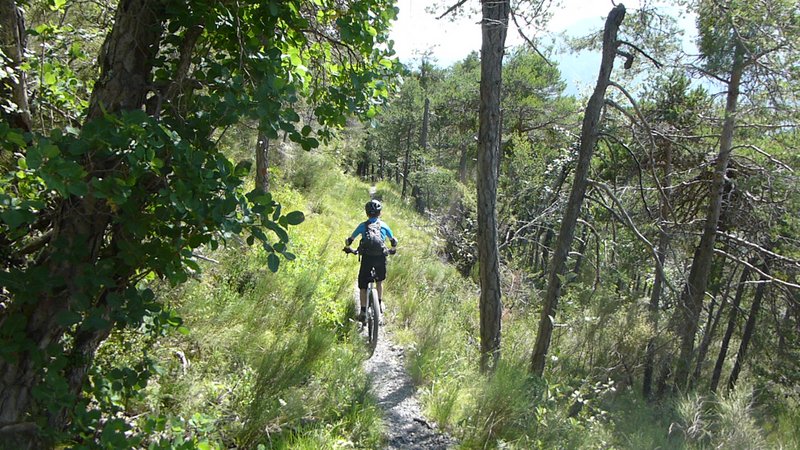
[350,217,394,242]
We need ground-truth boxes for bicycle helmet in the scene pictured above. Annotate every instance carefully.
[365,199,382,216]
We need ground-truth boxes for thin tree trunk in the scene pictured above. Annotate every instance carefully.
[402,128,411,199]
[379,150,384,179]
[673,44,745,390]
[710,264,751,392]
[530,4,626,377]
[539,227,554,277]
[256,130,270,193]
[459,143,468,183]
[420,97,430,150]
[691,264,738,388]
[0,0,32,131]
[643,226,669,399]
[573,224,588,276]
[643,136,673,398]
[727,267,769,390]
[476,0,509,373]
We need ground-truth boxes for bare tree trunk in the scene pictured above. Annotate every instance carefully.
[674,45,744,389]
[0,0,32,131]
[711,264,751,392]
[256,130,270,192]
[530,4,626,377]
[476,0,509,373]
[727,266,769,390]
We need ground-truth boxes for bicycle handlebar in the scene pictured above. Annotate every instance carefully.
[343,247,396,255]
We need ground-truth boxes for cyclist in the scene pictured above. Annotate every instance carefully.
[343,199,397,323]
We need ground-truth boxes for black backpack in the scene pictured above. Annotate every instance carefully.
[359,220,387,256]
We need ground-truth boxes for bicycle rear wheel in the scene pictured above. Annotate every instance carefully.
[366,287,380,355]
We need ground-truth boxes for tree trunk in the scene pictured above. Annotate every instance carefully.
[420,97,430,150]
[379,150,384,179]
[674,45,744,389]
[0,0,165,435]
[643,226,669,398]
[573,224,588,276]
[539,227,554,277]
[256,130,270,193]
[710,264,751,392]
[0,0,32,131]
[476,0,509,373]
[87,0,165,121]
[402,128,411,199]
[530,4,626,377]
[727,267,769,390]
[459,143,468,183]
[691,264,738,388]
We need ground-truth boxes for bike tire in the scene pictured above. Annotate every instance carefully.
[366,287,380,355]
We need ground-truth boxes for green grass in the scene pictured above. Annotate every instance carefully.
[94,145,799,449]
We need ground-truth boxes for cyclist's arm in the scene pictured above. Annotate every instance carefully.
[344,223,365,252]
[383,224,397,248]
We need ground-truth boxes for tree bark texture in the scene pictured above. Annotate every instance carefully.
[477,0,509,373]
[0,0,32,131]
[530,4,626,377]
[0,0,165,433]
[674,45,744,390]
[87,0,165,121]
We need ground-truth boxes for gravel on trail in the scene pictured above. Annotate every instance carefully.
[363,326,456,450]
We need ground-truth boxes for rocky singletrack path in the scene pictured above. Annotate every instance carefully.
[364,326,455,449]
[361,184,454,448]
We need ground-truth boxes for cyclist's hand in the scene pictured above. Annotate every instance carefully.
[343,247,354,254]
[388,248,397,255]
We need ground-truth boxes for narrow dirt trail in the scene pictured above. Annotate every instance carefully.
[360,184,454,448]
[364,327,455,449]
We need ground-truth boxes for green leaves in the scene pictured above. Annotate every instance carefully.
[268,252,280,272]
[284,210,305,225]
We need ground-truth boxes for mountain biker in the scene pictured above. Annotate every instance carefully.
[343,199,397,323]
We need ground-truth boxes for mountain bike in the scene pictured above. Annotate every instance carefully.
[343,248,394,356]
[362,265,381,355]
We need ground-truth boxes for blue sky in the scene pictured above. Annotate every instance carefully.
[389,0,697,96]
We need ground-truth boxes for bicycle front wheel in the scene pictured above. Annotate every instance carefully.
[366,287,380,355]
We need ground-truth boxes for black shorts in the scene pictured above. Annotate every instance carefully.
[358,255,387,289]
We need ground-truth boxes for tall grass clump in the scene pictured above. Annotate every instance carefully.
[715,385,767,450]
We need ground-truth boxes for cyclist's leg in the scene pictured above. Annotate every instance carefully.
[357,258,373,309]
[374,255,387,304]
[359,288,367,308]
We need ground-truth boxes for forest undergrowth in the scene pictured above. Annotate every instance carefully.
[96,146,798,449]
